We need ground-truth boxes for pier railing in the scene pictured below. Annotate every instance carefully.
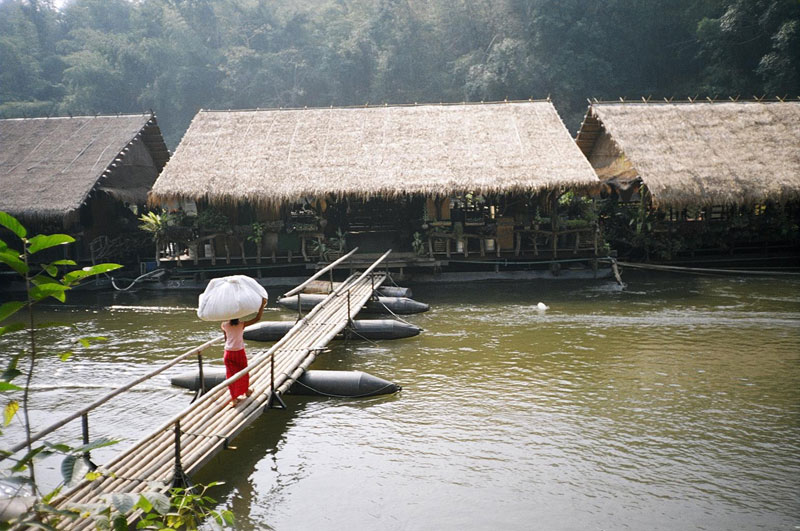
[2,335,224,460]
[3,248,367,458]
[2,250,391,530]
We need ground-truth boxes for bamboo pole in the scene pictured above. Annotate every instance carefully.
[5,336,224,459]
[282,247,360,297]
[55,267,387,527]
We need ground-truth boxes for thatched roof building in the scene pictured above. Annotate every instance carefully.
[149,101,598,207]
[575,101,800,207]
[0,113,169,224]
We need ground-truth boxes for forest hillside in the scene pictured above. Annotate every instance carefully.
[1,0,798,147]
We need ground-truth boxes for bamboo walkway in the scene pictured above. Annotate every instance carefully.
[50,252,389,529]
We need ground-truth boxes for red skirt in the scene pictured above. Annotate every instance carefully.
[223,349,249,399]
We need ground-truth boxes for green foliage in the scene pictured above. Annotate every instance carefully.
[328,228,347,253]
[1,0,797,143]
[0,301,26,323]
[247,222,267,244]
[193,208,230,233]
[0,211,124,528]
[136,482,233,530]
[559,191,597,223]
[1,212,231,529]
[0,211,27,238]
[598,197,800,262]
[72,482,232,531]
[697,0,800,95]
[138,210,175,240]
[309,239,329,260]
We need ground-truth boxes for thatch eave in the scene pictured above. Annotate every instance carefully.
[149,180,598,210]
[0,113,170,224]
[577,100,800,209]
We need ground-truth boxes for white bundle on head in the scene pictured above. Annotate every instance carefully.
[197,275,269,321]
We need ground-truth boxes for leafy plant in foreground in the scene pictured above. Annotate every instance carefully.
[137,482,233,531]
[1,211,234,530]
[65,480,233,531]
[0,210,123,527]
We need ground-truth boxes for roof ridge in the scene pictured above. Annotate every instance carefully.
[200,99,553,114]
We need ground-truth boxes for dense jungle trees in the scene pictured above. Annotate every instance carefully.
[1,0,798,147]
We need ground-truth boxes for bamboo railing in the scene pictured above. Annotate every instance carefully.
[44,253,390,529]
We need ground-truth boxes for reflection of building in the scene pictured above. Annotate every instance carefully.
[576,101,800,263]
[149,101,606,279]
[0,113,170,265]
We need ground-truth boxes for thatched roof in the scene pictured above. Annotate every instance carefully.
[150,101,598,207]
[576,101,800,207]
[0,114,169,221]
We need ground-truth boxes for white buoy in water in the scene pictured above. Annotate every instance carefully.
[536,302,549,311]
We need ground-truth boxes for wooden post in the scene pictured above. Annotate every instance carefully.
[266,351,286,409]
[81,413,95,469]
[347,290,352,326]
[552,230,558,259]
[172,421,190,488]
[551,192,559,260]
[297,293,302,320]
[239,240,247,265]
[197,352,205,396]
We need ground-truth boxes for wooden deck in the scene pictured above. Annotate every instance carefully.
[50,254,389,529]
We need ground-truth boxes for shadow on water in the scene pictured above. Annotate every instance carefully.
[192,404,295,531]
[192,392,399,531]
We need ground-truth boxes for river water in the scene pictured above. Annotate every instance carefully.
[2,272,799,530]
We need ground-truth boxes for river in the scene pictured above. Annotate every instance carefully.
[2,272,799,530]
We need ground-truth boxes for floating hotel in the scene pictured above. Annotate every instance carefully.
[144,100,608,282]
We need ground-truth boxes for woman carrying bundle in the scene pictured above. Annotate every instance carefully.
[221,297,267,407]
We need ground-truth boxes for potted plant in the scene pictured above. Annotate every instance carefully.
[138,210,175,265]
[310,239,329,260]
[326,229,347,260]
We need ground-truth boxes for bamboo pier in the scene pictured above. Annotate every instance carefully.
[48,251,390,529]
